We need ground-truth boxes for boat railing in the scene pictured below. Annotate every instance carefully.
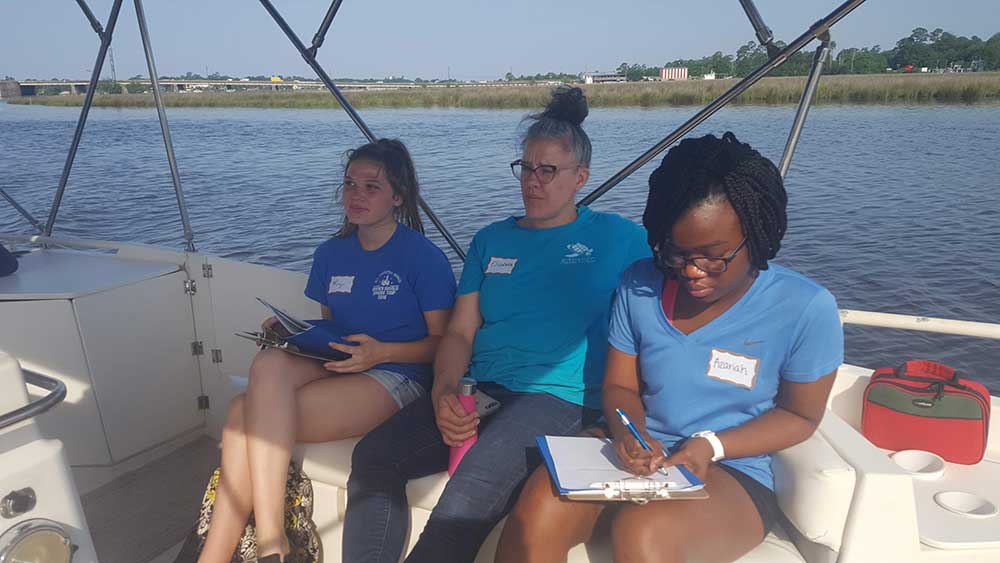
[0,368,67,432]
[839,309,1000,340]
[4,232,999,345]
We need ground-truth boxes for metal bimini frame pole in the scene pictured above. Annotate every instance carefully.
[134,0,196,252]
[306,0,345,59]
[578,0,867,208]
[257,0,466,261]
[0,188,44,233]
[738,0,778,58]
[44,0,125,237]
[74,0,106,36]
[779,36,832,178]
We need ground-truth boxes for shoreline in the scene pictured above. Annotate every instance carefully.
[7,73,1000,109]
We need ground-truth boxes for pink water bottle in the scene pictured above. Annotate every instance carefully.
[447,377,478,476]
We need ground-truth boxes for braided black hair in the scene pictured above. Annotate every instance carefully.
[335,138,424,237]
[642,132,787,272]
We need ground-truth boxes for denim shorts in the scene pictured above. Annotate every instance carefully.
[364,369,426,409]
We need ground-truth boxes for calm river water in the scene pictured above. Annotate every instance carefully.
[1,101,998,392]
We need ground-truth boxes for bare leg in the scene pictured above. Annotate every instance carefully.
[246,350,405,558]
[293,373,401,443]
[197,396,252,563]
[243,350,330,558]
[611,464,765,563]
[495,466,606,563]
[200,348,403,561]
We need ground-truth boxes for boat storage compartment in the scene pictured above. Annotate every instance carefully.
[0,249,204,465]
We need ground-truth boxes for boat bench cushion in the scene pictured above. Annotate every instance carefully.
[297,439,807,562]
[771,416,856,553]
[293,439,451,512]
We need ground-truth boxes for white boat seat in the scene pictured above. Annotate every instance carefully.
[293,436,814,563]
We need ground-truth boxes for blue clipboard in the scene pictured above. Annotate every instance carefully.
[285,319,356,361]
[536,436,706,498]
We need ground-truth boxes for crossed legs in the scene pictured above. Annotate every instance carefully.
[198,349,401,562]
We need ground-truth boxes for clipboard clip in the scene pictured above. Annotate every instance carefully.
[596,479,674,505]
[235,330,291,352]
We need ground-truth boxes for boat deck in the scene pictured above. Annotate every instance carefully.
[81,437,219,563]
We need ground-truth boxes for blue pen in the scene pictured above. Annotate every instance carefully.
[615,408,669,476]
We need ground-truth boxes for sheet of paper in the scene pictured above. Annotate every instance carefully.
[544,436,698,491]
[256,297,310,334]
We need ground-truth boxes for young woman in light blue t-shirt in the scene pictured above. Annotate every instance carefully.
[197,139,455,563]
[498,132,844,563]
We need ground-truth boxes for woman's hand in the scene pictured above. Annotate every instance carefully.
[662,436,716,482]
[433,392,479,447]
[323,334,385,373]
[614,430,666,476]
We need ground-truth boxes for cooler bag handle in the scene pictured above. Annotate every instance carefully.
[896,360,959,383]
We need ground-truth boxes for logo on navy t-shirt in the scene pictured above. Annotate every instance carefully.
[372,270,402,301]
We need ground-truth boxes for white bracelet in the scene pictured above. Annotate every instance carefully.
[691,430,725,462]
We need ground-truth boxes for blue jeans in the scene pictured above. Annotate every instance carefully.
[344,382,599,563]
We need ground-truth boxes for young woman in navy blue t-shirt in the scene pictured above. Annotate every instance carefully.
[198,139,455,563]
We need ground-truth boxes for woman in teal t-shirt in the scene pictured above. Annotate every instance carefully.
[497,132,843,562]
[343,87,649,563]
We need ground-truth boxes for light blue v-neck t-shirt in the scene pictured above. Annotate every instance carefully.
[608,258,843,489]
[457,206,650,408]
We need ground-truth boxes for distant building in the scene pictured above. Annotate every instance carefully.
[703,72,717,80]
[583,72,626,84]
[661,67,689,81]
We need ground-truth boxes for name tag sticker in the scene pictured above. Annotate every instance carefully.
[485,257,518,275]
[706,348,759,389]
[328,276,355,294]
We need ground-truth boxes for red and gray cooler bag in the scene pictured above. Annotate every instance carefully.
[862,360,991,464]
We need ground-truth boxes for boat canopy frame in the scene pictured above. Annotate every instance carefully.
[3,0,868,261]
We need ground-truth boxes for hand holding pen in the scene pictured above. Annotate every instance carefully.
[613,408,668,477]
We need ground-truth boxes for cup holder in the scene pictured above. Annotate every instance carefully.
[934,491,998,519]
[891,450,945,480]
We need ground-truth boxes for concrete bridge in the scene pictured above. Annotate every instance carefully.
[0,78,554,98]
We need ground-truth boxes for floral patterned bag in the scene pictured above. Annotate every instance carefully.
[174,462,321,563]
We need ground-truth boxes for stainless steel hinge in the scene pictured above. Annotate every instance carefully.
[184,279,197,295]
[191,341,204,356]
[197,395,210,410]
[202,263,213,278]
[211,349,223,363]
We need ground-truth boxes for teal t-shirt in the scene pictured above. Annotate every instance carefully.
[456,206,650,408]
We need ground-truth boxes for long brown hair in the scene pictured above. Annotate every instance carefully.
[335,138,424,237]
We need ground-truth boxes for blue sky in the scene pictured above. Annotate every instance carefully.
[1,1,995,81]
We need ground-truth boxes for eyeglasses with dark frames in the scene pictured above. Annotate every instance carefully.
[510,159,578,185]
[658,237,748,274]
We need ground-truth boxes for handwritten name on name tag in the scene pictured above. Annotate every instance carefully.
[706,348,760,389]
[328,276,355,294]
[485,257,518,275]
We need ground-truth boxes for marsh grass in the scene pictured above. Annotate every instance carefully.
[11,73,1000,109]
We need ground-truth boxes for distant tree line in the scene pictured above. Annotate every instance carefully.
[503,71,583,83]
[645,27,1000,80]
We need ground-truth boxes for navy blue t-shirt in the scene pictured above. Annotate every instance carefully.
[304,224,456,388]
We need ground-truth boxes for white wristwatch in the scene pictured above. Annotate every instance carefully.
[691,430,725,462]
